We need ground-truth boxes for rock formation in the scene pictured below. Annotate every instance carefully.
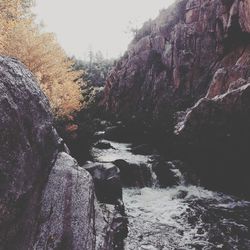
[175,75,250,199]
[102,0,250,198]
[84,162,122,204]
[103,0,250,118]
[0,56,126,250]
[172,1,250,198]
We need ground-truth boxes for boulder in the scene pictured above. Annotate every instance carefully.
[0,56,59,249]
[84,162,122,204]
[94,141,114,150]
[113,159,153,187]
[96,204,128,250]
[151,159,181,187]
[36,153,127,250]
[35,152,97,249]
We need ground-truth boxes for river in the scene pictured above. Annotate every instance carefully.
[91,138,250,250]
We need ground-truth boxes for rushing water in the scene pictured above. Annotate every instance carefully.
[124,186,250,250]
[92,140,150,164]
[91,138,250,250]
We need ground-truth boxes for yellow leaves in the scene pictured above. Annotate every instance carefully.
[42,80,82,117]
[0,0,83,117]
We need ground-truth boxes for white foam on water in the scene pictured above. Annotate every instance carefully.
[123,185,250,250]
[124,186,204,249]
[92,140,151,164]
[148,163,159,187]
[90,139,250,250]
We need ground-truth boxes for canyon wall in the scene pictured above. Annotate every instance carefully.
[102,0,250,198]
[103,0,250,118]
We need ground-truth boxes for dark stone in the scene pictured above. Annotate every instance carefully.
[35,153,97,249]
[152,159,180,188]
[174,190,188,199]
[104,125,127,141]
[84,162,122,204]
[113,159,152,187]
[99,204,128,250]
[130,144,155,155]
[94,141,114,149]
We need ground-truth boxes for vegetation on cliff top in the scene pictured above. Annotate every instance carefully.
[0,0,82,117]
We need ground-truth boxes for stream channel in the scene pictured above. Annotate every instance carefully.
[90,130,250,250]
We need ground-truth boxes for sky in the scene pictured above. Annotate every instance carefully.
[34,0,175,60]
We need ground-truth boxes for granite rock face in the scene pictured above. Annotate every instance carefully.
[0,56,59,249]
[103,0,250,118]
[35,152,97,250]
[176,80,250,198]
[0,56,125,249]
[35,153,126,250]
[173,31,250,198]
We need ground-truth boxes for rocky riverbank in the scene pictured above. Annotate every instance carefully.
[87,124,250,250]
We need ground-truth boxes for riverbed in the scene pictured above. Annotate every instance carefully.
[91,138,250,250]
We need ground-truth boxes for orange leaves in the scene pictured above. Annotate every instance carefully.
[0,0,83,117]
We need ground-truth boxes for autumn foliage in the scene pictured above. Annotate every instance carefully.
[0,0,82,117]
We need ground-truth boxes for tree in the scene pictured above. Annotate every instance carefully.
[73,51,114,87]
[0,0,82,117]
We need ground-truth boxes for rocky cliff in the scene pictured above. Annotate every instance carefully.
[175,65,250,199]
[102,0,250,198]
[103,0,250,118]
[0,56,125,250]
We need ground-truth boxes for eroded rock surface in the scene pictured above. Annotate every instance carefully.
[0,56,59,250]
[103,0,250,118]
[35,152,98,249]
[0,56,126,249]
[84,162,122,204]
[173,28,250,198]
[176,79,250,198]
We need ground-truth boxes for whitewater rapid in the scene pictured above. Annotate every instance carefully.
[124,185,250,249]
[91,139,250,250]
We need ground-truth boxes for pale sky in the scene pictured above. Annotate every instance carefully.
[34,0,175,60]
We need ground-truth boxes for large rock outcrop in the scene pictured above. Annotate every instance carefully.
[173,27,250,198]
[0,56,125,249]
[0,56,59,249]
[103,0,250,118]
[175,78,250,199]
[84,162,122,204]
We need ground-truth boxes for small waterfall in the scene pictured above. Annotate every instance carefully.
[168,161,186,186]
[148,163,159,188]
[90,137,250,250]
